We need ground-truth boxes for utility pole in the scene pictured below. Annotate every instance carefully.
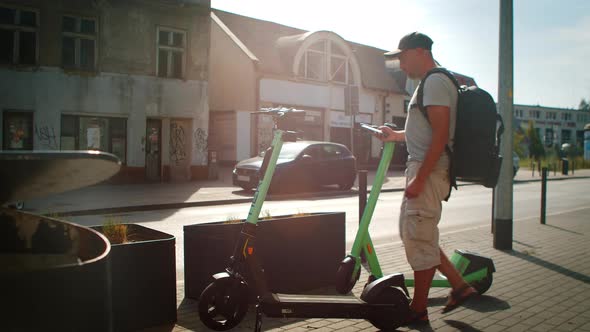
[493,0,514,250]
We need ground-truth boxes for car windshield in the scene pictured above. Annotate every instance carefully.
[259,143,308,160]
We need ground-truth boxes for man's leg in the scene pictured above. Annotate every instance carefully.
[410,267,436,313]
[437,249,477,312]
[437,249,467,289]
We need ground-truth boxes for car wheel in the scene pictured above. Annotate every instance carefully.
[338,180,354,191]
[240,185,254,191]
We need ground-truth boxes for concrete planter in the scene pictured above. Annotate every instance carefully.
[1,209,113,331]
[183,212,346,300]
[92,224,176,332]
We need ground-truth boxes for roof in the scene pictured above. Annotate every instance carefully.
[212,9,405,94]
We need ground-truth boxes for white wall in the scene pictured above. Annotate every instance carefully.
[0,67,209,166]
[260,78,376,116]
[236,111,251,161]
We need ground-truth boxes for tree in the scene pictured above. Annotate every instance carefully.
[526,120,544,165]
[579,98,590,111]
[513,129,525,157]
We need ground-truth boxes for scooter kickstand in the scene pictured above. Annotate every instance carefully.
[254,300,263,332]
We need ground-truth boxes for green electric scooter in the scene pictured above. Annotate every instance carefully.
[336,123,495,296]
[198,110,411,332]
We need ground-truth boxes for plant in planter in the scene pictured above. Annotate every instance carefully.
[92,218,176,332]
[184,211,346,300]
[101,218,128,244]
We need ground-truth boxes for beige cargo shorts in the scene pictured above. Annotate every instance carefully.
[399,159,451,271]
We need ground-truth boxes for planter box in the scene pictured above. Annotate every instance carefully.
[184,212,345,299]
[2,209,112,332]
[92,224,176,332]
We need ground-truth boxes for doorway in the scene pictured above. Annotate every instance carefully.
[145,119,162,181]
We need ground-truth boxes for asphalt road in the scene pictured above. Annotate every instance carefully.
[66,178,590,281]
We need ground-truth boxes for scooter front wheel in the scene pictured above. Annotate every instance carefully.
[335,256,360,294]
[198,278,249,331]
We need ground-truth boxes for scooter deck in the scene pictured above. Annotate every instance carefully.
[263,293,373,319]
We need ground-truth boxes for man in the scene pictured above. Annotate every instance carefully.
[378,32,477,324]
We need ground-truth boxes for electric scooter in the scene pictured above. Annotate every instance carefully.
[198,109,410,332]
[335,124,496,296]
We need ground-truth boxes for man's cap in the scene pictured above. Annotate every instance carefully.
[384,32,433,58]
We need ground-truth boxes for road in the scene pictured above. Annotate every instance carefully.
[67,178,590,281]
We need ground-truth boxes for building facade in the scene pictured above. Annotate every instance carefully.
[514,104,590,150]
[0,0,211,182]
[208,10,408,167]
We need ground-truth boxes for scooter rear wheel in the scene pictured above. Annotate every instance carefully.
[198,278,249,331]
[366,286,410,331]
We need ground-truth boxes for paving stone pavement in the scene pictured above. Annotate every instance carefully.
[141,206,590,332]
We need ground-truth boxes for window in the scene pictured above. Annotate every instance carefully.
[515,109,524,118]
[529,110,540,119]
[0,6,38,65]
[3,111,33,150]
[62,15,97,70]
[561,112,572,121]
[299,40,354,84]
[561,129,571,144]
[157,27,186,79]
[61,115,127,163]
[545,112,557,120]
[544,128,554,146]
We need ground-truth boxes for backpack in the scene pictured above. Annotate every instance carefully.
[417,67,504,196]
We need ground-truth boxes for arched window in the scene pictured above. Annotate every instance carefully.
[298,39,352,84]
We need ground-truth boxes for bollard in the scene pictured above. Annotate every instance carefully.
[541,167,547,224]
[572,159,575,175]
[358,170,368,223]
[532,162,535,177]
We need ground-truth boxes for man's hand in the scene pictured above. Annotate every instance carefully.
[374,126,405,142]
[405,176,426,198]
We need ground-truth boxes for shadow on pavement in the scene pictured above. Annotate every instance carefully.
[464,295,510,312]
[543,223,585,236]
[507,250,590,284]
[443,320,483,332]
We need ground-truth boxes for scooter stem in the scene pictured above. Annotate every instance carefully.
[245,130,284,225]
[350,142,395,276]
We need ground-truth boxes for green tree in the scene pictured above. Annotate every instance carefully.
[526,120,544,163]
[579,98,590,111]
[513,128,525,157]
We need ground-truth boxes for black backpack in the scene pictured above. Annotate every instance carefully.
[417,67,504,195]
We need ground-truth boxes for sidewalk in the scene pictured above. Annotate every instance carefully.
[155,205,590,332]
[24,166,590,216]
[22,166,590,331]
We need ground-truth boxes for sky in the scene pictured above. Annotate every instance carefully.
[210,0,590,110]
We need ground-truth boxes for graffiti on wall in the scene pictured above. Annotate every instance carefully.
[35,124,58,149]
[193,128,208,154]
[170,123,186,165]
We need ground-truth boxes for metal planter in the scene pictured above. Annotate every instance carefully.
[183,212,345,299]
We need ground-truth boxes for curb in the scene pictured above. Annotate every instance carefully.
[53,175,590,217]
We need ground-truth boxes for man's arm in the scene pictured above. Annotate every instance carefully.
[405,105,449,198]
[375,126,405,142]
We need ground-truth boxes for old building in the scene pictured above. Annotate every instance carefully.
[208,10,408,167]
[0,0,211,182]
[514,104,589,149]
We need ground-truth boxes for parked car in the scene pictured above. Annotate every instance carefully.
[233,141,357,193]
[513,152,520,177]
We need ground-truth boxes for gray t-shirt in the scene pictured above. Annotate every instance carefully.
[404,72,458,165]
